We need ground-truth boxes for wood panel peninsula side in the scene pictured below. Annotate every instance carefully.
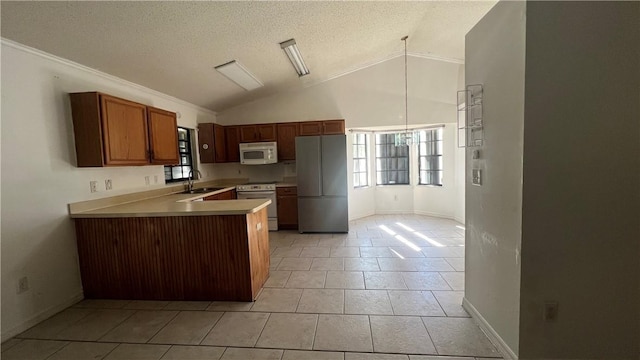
[69,189,271,302]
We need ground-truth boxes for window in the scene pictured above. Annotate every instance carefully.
[375,133,409,185]
[164,127,195,182]
[353,133,368,188]
[418,128,443,186]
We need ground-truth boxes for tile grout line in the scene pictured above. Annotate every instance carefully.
[41,339,71,360]
[101,342,121,360]
[252,313,271,348]
[145,310,181,344]
[310,313,320,351]
[429,290,450,317]
[94,309,138,343]
[197,311,227,346]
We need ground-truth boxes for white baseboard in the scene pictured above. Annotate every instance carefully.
[349,211,376,221]
[374,210,414,215]
[354,210,457,220]
[1,291,84,342]
[462,297,518,360]
[414,210,455,220]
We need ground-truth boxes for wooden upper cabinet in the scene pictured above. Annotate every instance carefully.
[239,125,258,142]
[198,123,215,163]
[198,123,227,163]
[147,106,179,165]
[256,124,277,141]
[298,120,345,136]
[70,92,147,167]
[70,92,179,167]
[298,121,323,136]
[225,126,240,162]
[213,124,227,163]
[100,95,149,166]
[322,120,345,135]
[277,123,299,161]
[239,123,277,143]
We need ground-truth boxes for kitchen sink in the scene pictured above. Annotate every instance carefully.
[181,187,225,194]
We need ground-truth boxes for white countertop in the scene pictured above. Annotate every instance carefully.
[70,187,271,218]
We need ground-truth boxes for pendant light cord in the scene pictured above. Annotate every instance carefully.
[402,35,409,138]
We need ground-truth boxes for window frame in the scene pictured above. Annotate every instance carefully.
[417,128,444,186]
[375,132,410,186]
[164,127,196,183]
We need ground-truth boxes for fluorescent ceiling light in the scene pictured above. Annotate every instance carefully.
[280,38,310,77]
[214,60,263,91]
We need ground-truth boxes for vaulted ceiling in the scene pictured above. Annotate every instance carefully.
[1,1,496,112]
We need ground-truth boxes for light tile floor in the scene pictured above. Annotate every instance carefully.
[2,215,502,360]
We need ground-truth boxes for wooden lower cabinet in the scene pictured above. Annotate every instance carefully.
[277,186,298,230]
[204,189,236,201]
[74,208,269,301]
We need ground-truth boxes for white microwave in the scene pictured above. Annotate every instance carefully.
[239,142,278,165]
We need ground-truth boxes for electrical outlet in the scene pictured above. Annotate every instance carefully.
[90,181,98,193]
[145,176,150,186]
[154,175,159,184]
[394,195,398,201]
[105,179,113,190]
[17,276,29,294]
[256,222,262,231]
[543,302,559,322]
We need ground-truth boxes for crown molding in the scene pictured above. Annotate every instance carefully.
[1,38,217,116]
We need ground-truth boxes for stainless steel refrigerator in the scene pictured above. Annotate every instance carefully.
[296,135,349,233]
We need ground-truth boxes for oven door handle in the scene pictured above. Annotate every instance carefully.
[237,191,275,196]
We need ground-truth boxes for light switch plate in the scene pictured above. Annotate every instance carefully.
[472,169,482,186]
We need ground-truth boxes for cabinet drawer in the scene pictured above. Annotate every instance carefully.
[276,187,297,196]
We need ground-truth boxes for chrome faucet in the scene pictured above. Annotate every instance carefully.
[187,169,202,192]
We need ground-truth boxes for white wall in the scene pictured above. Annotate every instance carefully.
[0,41,216,340]
[518,2,639,358]
[217,56,460,129]
[346,133,376,220]
[414,125,457,218]
[464,1,526,356]
[465,2,639,358]
[218,56,465,221]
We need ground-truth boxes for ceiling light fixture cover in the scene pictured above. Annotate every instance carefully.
[214,60,263,91]
[280,38,310,77]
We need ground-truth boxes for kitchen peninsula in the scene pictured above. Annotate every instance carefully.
[69,188,271,302]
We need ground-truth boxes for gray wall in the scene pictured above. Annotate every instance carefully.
[464,1,526,355]
[466,1,640,358]
[519,2,640,358]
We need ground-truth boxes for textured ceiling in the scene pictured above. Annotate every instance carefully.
[1,1,496,112]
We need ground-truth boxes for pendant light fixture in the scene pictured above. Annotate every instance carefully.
[396,35,416,147]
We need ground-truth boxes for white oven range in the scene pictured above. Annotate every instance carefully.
[236,183,278,231]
